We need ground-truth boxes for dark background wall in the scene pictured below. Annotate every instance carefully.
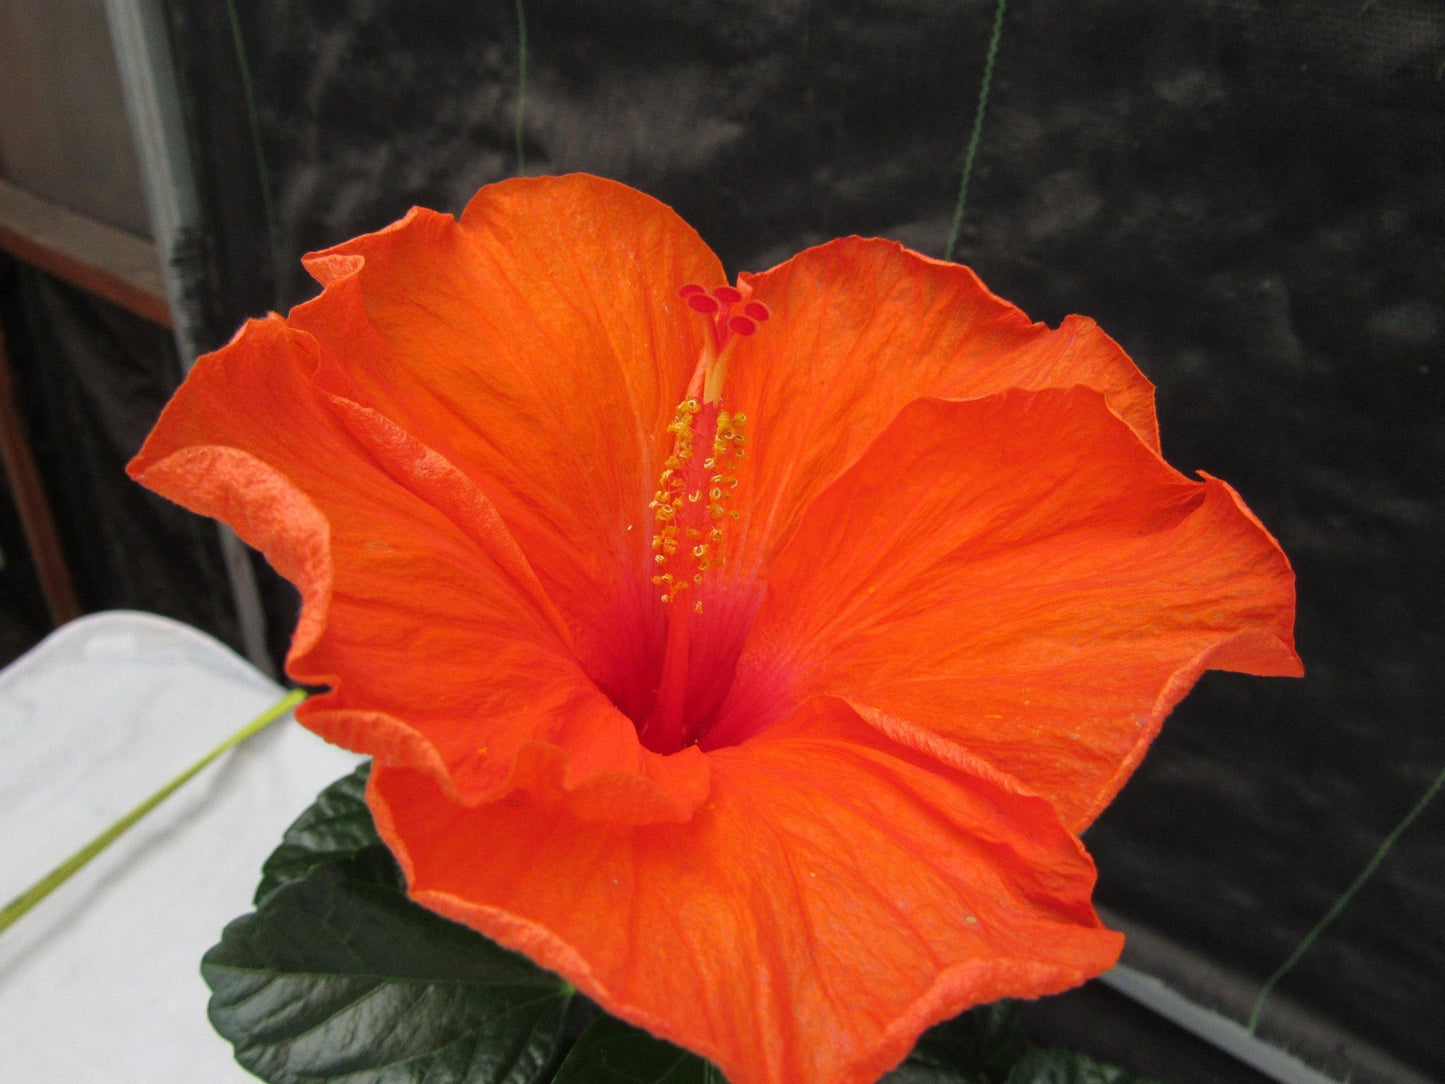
[10,2,1437,1080]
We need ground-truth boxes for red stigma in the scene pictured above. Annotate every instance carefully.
[679,282,771,354]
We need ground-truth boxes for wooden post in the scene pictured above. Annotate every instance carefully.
[0,322,82,626]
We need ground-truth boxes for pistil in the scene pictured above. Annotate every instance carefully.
[639,283,768,752]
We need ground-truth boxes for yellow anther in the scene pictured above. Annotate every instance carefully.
[652,384,749,604]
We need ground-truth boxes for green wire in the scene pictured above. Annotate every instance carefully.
[945,0,1009,263]
[0,687,308,937]
[223,0,282,292]
[1247,761,1445,1032]
[515,0,528,174]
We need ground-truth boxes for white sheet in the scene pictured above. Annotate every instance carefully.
[0,611,361,1082]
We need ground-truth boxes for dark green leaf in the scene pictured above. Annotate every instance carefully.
[256,761,378,905]
[204,853,574,1084]
[550,1014,725,1084]
[881,1002,1030,1083]
[1004,1046,1159,1084]
[879,1060,991,1084]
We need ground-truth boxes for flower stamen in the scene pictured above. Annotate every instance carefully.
[649,401,747,607]
[648,284,766,612]
[640,284,767,750]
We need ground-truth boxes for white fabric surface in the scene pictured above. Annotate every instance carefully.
[0,611,362,1082]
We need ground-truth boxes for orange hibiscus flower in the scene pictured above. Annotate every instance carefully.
[130,174,1300,1084]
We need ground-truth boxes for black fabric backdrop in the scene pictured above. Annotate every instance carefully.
[89,0,1436,1078]
[0,255,240,652]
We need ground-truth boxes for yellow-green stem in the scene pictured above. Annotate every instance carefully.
[1246,759,1445,1032]
[0,687,308,937]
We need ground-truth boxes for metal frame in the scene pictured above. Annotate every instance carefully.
[102,0,272,674]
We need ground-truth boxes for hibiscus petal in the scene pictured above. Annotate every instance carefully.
[368,697,1122,1084]
[285,174,725,716]
[128,316,707,822]
[722,239,1158,577]
[719,388,1300,831]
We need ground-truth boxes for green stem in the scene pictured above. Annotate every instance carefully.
[1247,761,1445,1032]
[945,0,1008,262]
[0,687,308,937]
